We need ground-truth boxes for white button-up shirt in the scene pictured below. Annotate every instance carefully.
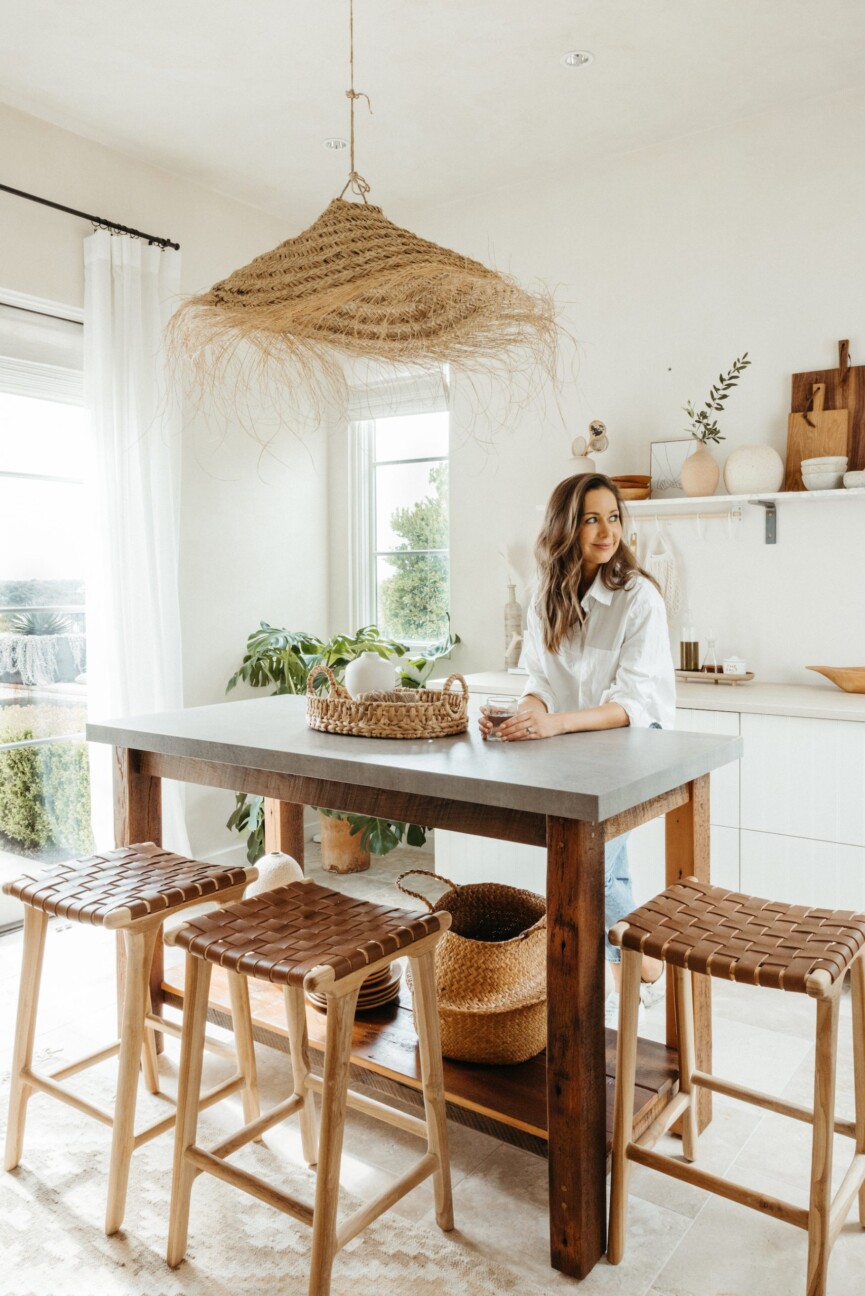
[520,573,676,729]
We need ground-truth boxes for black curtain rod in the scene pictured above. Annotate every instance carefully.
[0,183,180,250]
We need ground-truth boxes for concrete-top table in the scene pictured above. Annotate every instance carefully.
[88,694,742,1279]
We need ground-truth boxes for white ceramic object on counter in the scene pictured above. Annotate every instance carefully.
[722,444,784,494]
[843,469,865,488]
[344,651,397,697]
[723,656,748,676]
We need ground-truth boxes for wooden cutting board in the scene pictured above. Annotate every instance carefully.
[784,382,848,491]
[789,338,865,485]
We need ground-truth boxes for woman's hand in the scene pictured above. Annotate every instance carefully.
[496,708,560,741]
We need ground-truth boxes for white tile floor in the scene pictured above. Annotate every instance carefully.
[1,846,863,1295]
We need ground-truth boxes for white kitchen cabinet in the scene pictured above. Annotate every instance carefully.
[740,713,865,847]
[740,829,865,912]
[676,706,739,827]
[627,821,739,905]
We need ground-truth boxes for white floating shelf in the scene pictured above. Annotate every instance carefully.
[626,487,865,542]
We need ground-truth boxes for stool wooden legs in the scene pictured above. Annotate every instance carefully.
[806,993,840,1296]
[106,924,160,1234]
[227,970,261,1128]
[285,985,318,1165]
[608,947,641,1264]
[409,950,454,1231]
[852,956,865,1226]
[610,955,865,1296]
[167,955,212,1267]
[4,906,49,1172]
[673,965,699,1163]
[309,987,359,1296]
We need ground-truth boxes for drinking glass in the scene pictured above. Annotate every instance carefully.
[483,694,518,740]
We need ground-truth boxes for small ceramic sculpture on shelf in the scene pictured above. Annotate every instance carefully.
[681,353,751,497]
[569,419,609,473]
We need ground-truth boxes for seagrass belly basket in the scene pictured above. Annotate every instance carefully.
[397,870,547,1065]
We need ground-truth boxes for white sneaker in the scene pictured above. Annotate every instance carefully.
[640,966,666,1009]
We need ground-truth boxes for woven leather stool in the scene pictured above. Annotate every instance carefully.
[3,843,259,1235]
[608,877,865,1296]
[167,878,453,1296]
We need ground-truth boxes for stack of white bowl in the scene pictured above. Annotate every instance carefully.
[800,455,847,490]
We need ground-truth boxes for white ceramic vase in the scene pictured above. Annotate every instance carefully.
[344,651,397,698]
[723,444,784,495]
[680,443,720,497]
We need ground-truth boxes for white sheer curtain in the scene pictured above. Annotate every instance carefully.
[84,231,190,855]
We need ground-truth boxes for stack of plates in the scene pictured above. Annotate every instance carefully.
[306,960,403,1012]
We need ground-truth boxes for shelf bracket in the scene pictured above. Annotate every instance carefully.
[756,499,777,544]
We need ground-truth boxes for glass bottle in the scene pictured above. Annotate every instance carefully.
[679,612,699,673]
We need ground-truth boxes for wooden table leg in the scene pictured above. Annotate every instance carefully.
[665,774,712,1131]
[263,798,305,868]
[114,747,164,1045]
[545,816,607,1278]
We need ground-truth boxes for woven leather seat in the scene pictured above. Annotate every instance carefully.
[3,843,252,929]
[617,877,865,994]
[168,877,453,1296]
[608,877,865,1296]
[4,842,257,1237]
[173,879,443,986]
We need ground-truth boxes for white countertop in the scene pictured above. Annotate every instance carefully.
[433,671,865,724]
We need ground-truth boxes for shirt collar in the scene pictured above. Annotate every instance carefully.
[581,572,613,609]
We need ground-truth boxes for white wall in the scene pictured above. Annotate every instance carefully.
[333,85,865,684]
[0,103,331,857]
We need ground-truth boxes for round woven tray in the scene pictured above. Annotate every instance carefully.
[306,666,468,739]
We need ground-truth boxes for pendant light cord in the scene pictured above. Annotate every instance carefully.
[340,0,373,201]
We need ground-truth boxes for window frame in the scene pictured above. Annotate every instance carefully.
[348,378,450,649]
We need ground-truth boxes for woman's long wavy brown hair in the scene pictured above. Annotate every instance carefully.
[535,473,655,654]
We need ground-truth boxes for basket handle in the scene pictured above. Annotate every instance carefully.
[395,868,460,910]
[439,673,468,713]
[306,665,349,698]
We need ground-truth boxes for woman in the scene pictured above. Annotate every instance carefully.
[479,473,674,1015]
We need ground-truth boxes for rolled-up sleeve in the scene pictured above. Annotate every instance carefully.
[600,587,676,729]
[520,603,558,714]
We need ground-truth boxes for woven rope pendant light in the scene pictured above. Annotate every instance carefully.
[171,2,557,412]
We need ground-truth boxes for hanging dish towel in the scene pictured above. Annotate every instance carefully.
[644,529,682,620]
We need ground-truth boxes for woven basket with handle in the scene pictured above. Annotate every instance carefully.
[396,869,547,1064]
[306,666,468,739]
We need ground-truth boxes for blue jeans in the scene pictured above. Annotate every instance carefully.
[605,832,633,964]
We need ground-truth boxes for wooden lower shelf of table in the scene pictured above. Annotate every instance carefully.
[162,965,679,1158]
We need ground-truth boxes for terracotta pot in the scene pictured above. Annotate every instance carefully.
[680,442,720,497]
[319,813,371,873]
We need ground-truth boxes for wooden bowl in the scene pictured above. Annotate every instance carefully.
[617,486,651,500]
[611,475,651,486]
[807,666,865,694]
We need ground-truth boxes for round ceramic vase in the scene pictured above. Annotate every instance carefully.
[723,444,784,495]
[680,443,720,497]
[344,650,397,697]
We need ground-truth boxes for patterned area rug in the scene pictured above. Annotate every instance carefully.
[1,1050,548,1296]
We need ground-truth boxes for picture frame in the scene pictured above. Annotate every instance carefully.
[649,438,693,498]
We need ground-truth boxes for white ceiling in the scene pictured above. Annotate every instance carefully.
[2,0,865,228]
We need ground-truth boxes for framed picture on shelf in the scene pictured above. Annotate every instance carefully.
[650,438,693,498]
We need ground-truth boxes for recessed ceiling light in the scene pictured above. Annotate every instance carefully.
[561,50,594,68]
[323,137,348,151]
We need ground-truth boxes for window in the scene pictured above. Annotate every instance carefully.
[0,297,89,917]
[350,378,450,645]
